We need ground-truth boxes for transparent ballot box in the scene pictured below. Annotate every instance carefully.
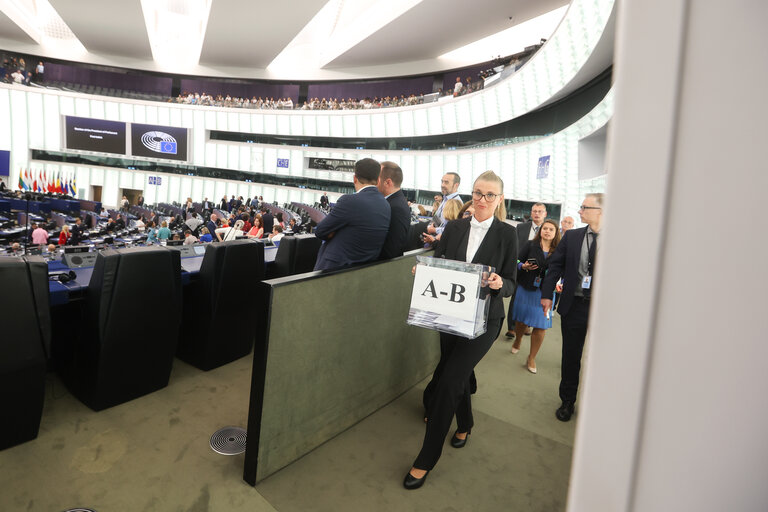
[407,255,495,339]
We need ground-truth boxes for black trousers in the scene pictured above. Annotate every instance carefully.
[505,289,517,332]
[559,298,591,403]
[413,317,503,471]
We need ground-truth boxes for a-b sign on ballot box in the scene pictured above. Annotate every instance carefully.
[407,255,494,339]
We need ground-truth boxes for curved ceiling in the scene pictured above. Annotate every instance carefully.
[0,0,569,80]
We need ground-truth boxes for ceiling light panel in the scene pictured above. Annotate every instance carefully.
[141,0,212,70]
[0,0,86,55]
[268,0,424,77]
[439,5,568,64]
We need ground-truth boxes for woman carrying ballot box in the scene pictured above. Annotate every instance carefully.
[404,170,518,490]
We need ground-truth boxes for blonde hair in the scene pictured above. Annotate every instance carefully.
[474,171,506,221]
[442,198,464,221]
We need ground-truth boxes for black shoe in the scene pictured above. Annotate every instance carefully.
[555,401,575,422]
[504,331,516,339]
[403,470,428,490]
[450,430,470,448]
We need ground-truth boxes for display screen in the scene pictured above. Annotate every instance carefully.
[130,123,189,162]
[64,116,127,155]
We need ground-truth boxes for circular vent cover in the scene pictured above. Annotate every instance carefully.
[210,426,247,455]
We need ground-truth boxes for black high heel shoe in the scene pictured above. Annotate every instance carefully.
[403,469,429,490]
[450,429,470,448]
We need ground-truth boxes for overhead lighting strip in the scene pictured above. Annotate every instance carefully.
[268,0,424,76]
[140,0,213,70]
[0,0,86,56]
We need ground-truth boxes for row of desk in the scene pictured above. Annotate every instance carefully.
[47,243,278,305]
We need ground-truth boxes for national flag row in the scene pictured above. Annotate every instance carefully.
[17,168,78,196]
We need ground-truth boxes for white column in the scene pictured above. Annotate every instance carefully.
[568,1,768,511]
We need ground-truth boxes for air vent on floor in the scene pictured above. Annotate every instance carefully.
[210,426,247,455]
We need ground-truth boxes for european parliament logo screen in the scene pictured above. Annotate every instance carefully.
[130,123,188,162]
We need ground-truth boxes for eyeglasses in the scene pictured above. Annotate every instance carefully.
[579,205,601,210]
[472,191,499,202]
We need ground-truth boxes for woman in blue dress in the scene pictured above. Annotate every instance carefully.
[509,219,561,373]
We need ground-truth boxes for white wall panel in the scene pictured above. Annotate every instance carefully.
[119,102,133,122]
[10,90,28,171]
[103,169,120,206]
[0,89,9,153]
[145,105,158,124]
[193,111,205,165]
[43,94,59,150]
[75,97,90,117]
[133,104,146,123]
[26,92,44,149]
[104,101,119,121]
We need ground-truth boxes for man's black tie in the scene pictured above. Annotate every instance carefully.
[585,232,598,299]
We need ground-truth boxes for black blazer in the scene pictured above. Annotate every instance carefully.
[262,212,274,233]
[433,217,518,320]
[541,227,587,316]
[379,189,411,260]
[515,221,533,258]
[517,240,553,291]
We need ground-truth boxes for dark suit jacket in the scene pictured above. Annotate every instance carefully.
[433,217,518,320]
[206,220,217,237]
[541,227,587,316]
[220,200,228,211]
[517,239,552,291]
[70,223,84,245]
[313,186,391,271]
[320,195,329,207]
[262,213,274,233]
[378,189,411,260]
[515,221,533,258]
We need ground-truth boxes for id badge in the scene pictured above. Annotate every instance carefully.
[533,277,541,288]
[581,275,592,289]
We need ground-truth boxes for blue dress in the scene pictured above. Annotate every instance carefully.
[511,251,555,329]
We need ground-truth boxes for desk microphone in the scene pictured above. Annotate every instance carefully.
[49,270,77,283]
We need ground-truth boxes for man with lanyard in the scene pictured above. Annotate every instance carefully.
[426,172,461,237]
[540,193,603,422]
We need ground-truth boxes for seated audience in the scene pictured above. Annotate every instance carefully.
[199,227,213,243]
[268,225,284,243]
[215,219,245,241]
[183,230,198,245]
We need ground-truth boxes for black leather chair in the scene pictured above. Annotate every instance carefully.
[57,247,182,411]
[178,240,264,370]
[0,256,51,450]
[266,236,297,279]
[293,235,322,275]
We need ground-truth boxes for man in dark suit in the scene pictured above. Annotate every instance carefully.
[377,161,411,260]
[202,197,213,215]
[313,158,391,271]
[206,213,218,238]
[541,193,603,422]
[69,217,84,245]
[505,202,547,339]
[261,208,274,234]
[219,197,228,211]
[320,193,329,209]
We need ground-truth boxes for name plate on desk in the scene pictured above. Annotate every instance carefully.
[407,255,494,339]
[169,245,197,258]
[63,252,98,268]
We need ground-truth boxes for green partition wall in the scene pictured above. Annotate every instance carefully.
[243,250,440,485]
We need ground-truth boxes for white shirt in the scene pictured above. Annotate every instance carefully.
[528,222,543,240]
[466,215,494,263]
